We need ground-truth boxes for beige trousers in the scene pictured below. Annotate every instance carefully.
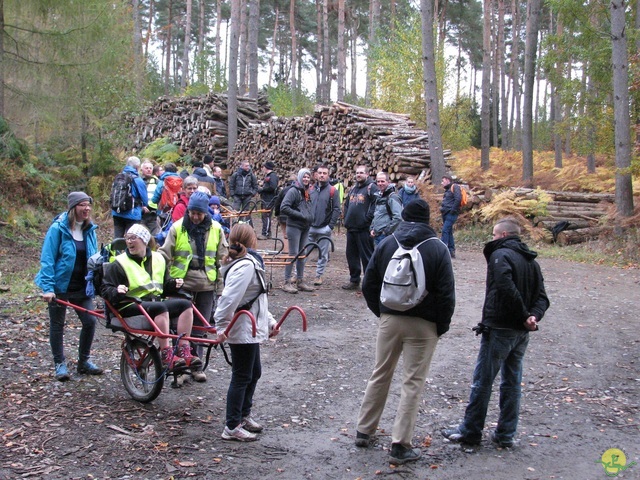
[356,313,439,447]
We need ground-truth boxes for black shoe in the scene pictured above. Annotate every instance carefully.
[441,428,481,446]
[491,432,514,448]
[389,443,421,465]
[341,282,359,291]
[77,360,103,375]
[354,431,370,448]
[450,251,456,259]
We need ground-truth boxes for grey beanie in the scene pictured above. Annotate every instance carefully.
[67,191,92,210]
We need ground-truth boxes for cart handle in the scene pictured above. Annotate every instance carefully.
[275,305,307,333]
[224,309,257,337]
[53,298,106,320]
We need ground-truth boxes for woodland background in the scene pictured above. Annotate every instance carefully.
[0,0,638,232]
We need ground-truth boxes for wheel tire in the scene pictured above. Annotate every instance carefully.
[120,338,164,403]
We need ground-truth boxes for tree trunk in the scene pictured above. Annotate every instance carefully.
[164,0,173,96]
[480,0,491,170]
[366,0,380,106]
[350,16,358,98]
[228,0,241,158]
[132,0,143,100]
[215,0,222,85]
[248,0,260,99]
[494,0,504,148]
[316,1,323,102]
[552,83,563,167]
[322,0,331,104]
[421,0,446,184]
[522,0,541,186]
[0,0,5,118]
[337,0,346,102]
[290,0,297,97]
[180,0,192,91]
[610,0,635,217]
[198,0,205,58]
[509,0,521,151]
[144,0,155,60]
[238,0,248,96]
[268,6,279,87]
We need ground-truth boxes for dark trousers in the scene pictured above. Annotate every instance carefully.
[346,229,374,284]
[226,343,262,429]
[113,216,136,240]
[48,292,97,364]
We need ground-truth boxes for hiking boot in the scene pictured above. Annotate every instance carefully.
[191,369,207,383]
[242,416,264,433]
[389,444,421,465]
[177,343,202,369]
[281,281,298,294]
[161,347,186,370]
[297,279,315,292]
[491,432,514,448]
[222,425,258,442]
[341,282,359,290]
[77,360,103,375]
[55,362,70,382]
[441,427,481,446]
[354,431,371,448]
[313,276,323,286]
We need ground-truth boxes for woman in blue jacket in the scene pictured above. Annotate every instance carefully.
[35,192,103,381]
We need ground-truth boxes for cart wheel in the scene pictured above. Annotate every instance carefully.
[120,338,164,403]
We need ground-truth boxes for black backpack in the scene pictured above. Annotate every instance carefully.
[110,173,135,213]
[273,183,293,216]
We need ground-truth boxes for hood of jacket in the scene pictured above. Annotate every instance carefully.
[392,221,438,247]
[123,165,139,177]
[484,236,538,263]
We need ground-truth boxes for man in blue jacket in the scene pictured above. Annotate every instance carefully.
[111,156,148,239]
[355,199,455,465]
[442,217,549,448]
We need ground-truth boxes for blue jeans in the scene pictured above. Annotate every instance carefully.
[441,212,458,254]
[226,343,261,429]
[459,328,530,443]
[373,233,387,246]
[48,292,97,365]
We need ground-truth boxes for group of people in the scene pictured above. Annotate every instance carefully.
[35,157,550,457]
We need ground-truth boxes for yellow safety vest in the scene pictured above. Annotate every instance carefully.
[145,177,158,209]
[168,218,221,282]
[116,251,165,303]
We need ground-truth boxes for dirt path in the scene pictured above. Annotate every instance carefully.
[1,231,638,479]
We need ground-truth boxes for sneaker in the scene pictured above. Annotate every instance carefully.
[389,444,421,465]
[281,282,298,294]
[441,427,481,445]
[313,276,323,286]
[161,347,186,370]
[191,370,207,383]
[341,282,359,290]
[177,343,203,369]
[491,432,514,448]
[257,234,269,240]
[242,416,264,433]
[297,279,315,292]
[354,431,371,448]
[77,360,103,375]
[54,362,70,381]
[222,425,258,442]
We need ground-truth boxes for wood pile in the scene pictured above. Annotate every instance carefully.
[128,93,274,167]
[515,188,614,245]
[231,101,452,185]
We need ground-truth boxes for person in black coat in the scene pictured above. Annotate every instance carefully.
[355,199,455,465]
[442,217,550,448]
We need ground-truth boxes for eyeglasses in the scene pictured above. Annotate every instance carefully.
[355,171,366,175]
[124,235,140,242]
[77,203,92,208]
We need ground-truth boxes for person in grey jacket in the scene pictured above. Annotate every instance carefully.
[370,171,403,246]
[280,168,314,293]
[229,161,258,224]
[308,163,341,285]
[215,224,279,442]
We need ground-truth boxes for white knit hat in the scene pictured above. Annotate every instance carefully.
[126,224,151,245]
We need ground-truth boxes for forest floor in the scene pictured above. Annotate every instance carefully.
[0,228,638,480]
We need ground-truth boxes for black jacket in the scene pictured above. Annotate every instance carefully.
[259,170,279,206]
[440,183,462,215]
[280,182,313,230]
[229,168,258,197]
[343,178,376,232]
[362,221,455,336]
[481,236,550,329]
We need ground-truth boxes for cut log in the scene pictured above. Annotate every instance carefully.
[555,227,610,245]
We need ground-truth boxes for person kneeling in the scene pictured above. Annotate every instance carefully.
[101,224,202,370]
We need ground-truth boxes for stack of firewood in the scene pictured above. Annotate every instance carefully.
[231,101,452,184]
[129,93,273,166]
[516,189,615,245]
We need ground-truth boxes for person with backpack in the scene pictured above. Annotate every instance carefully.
[171,176,199,222]
[342,165,377,290]
[440,175,463,258]
[272,174,296,252]
[35,192,103,381]
[355,199,455,465]
[214,223,280,442]
[111,156,149,239]
[280,168,314,294]
[442,217,549,448]
[370,171,403,246]
[308,163,341,285]
[397,176,420,206]
[140,160,160,236]
[159,191,228,383]
[229,161,258,225]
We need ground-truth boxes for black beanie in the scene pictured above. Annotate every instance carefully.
[401,199,430,224]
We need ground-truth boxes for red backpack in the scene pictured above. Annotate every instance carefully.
[158,176,183,213]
